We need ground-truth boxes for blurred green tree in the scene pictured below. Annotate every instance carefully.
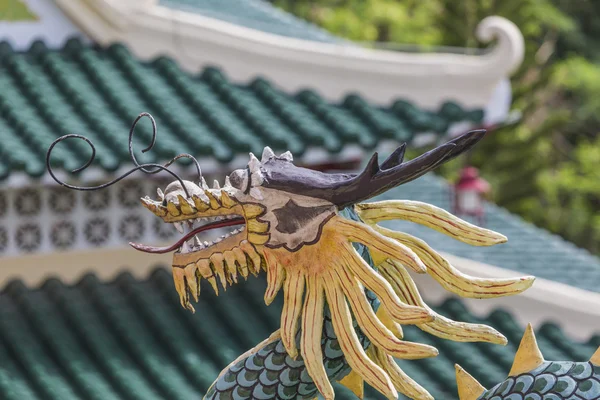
[0,0,38,21]
[272,0,600,254]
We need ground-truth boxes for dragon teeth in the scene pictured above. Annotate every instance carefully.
[181,241,192,253]
[174,222,184,234]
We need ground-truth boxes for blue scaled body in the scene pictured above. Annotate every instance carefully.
[478,361,600,400]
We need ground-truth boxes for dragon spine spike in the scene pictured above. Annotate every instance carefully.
[455,364,486,400]
[380,142,406,170]
[224,176,232,188]
[156,187,164,201]
[590,346,600,366]
[279,150,293,161]
[213,180,220,189]
[337,370,364,399]
[509,323,544,376]
[248,153,261,172]
[262,146,275,162]
[200,176,209,190]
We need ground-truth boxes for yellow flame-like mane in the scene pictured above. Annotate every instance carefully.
[199,199,535,400]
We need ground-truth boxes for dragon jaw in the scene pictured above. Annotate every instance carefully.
[134,176,270,307]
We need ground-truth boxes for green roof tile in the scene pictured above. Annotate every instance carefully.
[0,39,483,179]
[376,174,600,293]
[158,0,342,43]
[0,270,596,400]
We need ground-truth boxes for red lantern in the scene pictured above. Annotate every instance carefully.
[453,166,490,225]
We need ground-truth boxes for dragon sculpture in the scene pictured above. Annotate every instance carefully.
[456,324,600,400]
[48,114,536,400]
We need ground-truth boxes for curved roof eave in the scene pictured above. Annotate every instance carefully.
[55,0,524,110]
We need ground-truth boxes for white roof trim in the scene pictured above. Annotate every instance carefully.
[55,0,524,109]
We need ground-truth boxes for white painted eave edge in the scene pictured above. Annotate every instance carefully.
[55,0,524,108]
[413,253,600,341]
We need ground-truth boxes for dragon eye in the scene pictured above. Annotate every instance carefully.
[229,168,249,192]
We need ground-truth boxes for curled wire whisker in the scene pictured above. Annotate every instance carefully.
[163,153,202,180]
[46,133,192,198]
[128,112,202,180]
[128,112,157,174]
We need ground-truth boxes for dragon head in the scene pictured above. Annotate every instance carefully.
[131,130,487,302]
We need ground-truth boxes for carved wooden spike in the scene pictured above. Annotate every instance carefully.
[166,202,180,216]
[196,259,219,295]
[223,251,239,283]
[590,347,600,366]
[279,150,293,161]
[184,263,200,302]
[141,198,167,217]
[192,195,210,212]
[248,153,261,172]
[200,177,209,190]
[455,364,486,400]
[209,253,228,289]
[262,146,275,162]
[220,191,236,208]
[376,306,403,339]
[206,191,221,210]
[338,370,364,399]
[240,240,262,274]
[232,247,249,278]
[509,323,544,376]
[172,267,193,312]
[177,195,196,215]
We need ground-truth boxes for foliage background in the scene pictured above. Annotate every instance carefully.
[270,0,600,255]
[0,0,37,21]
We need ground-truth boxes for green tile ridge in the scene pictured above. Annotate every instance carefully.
[375,173,600,293]
[158,0,342,43]
[0,38,483,180]
[0,270,596,400]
